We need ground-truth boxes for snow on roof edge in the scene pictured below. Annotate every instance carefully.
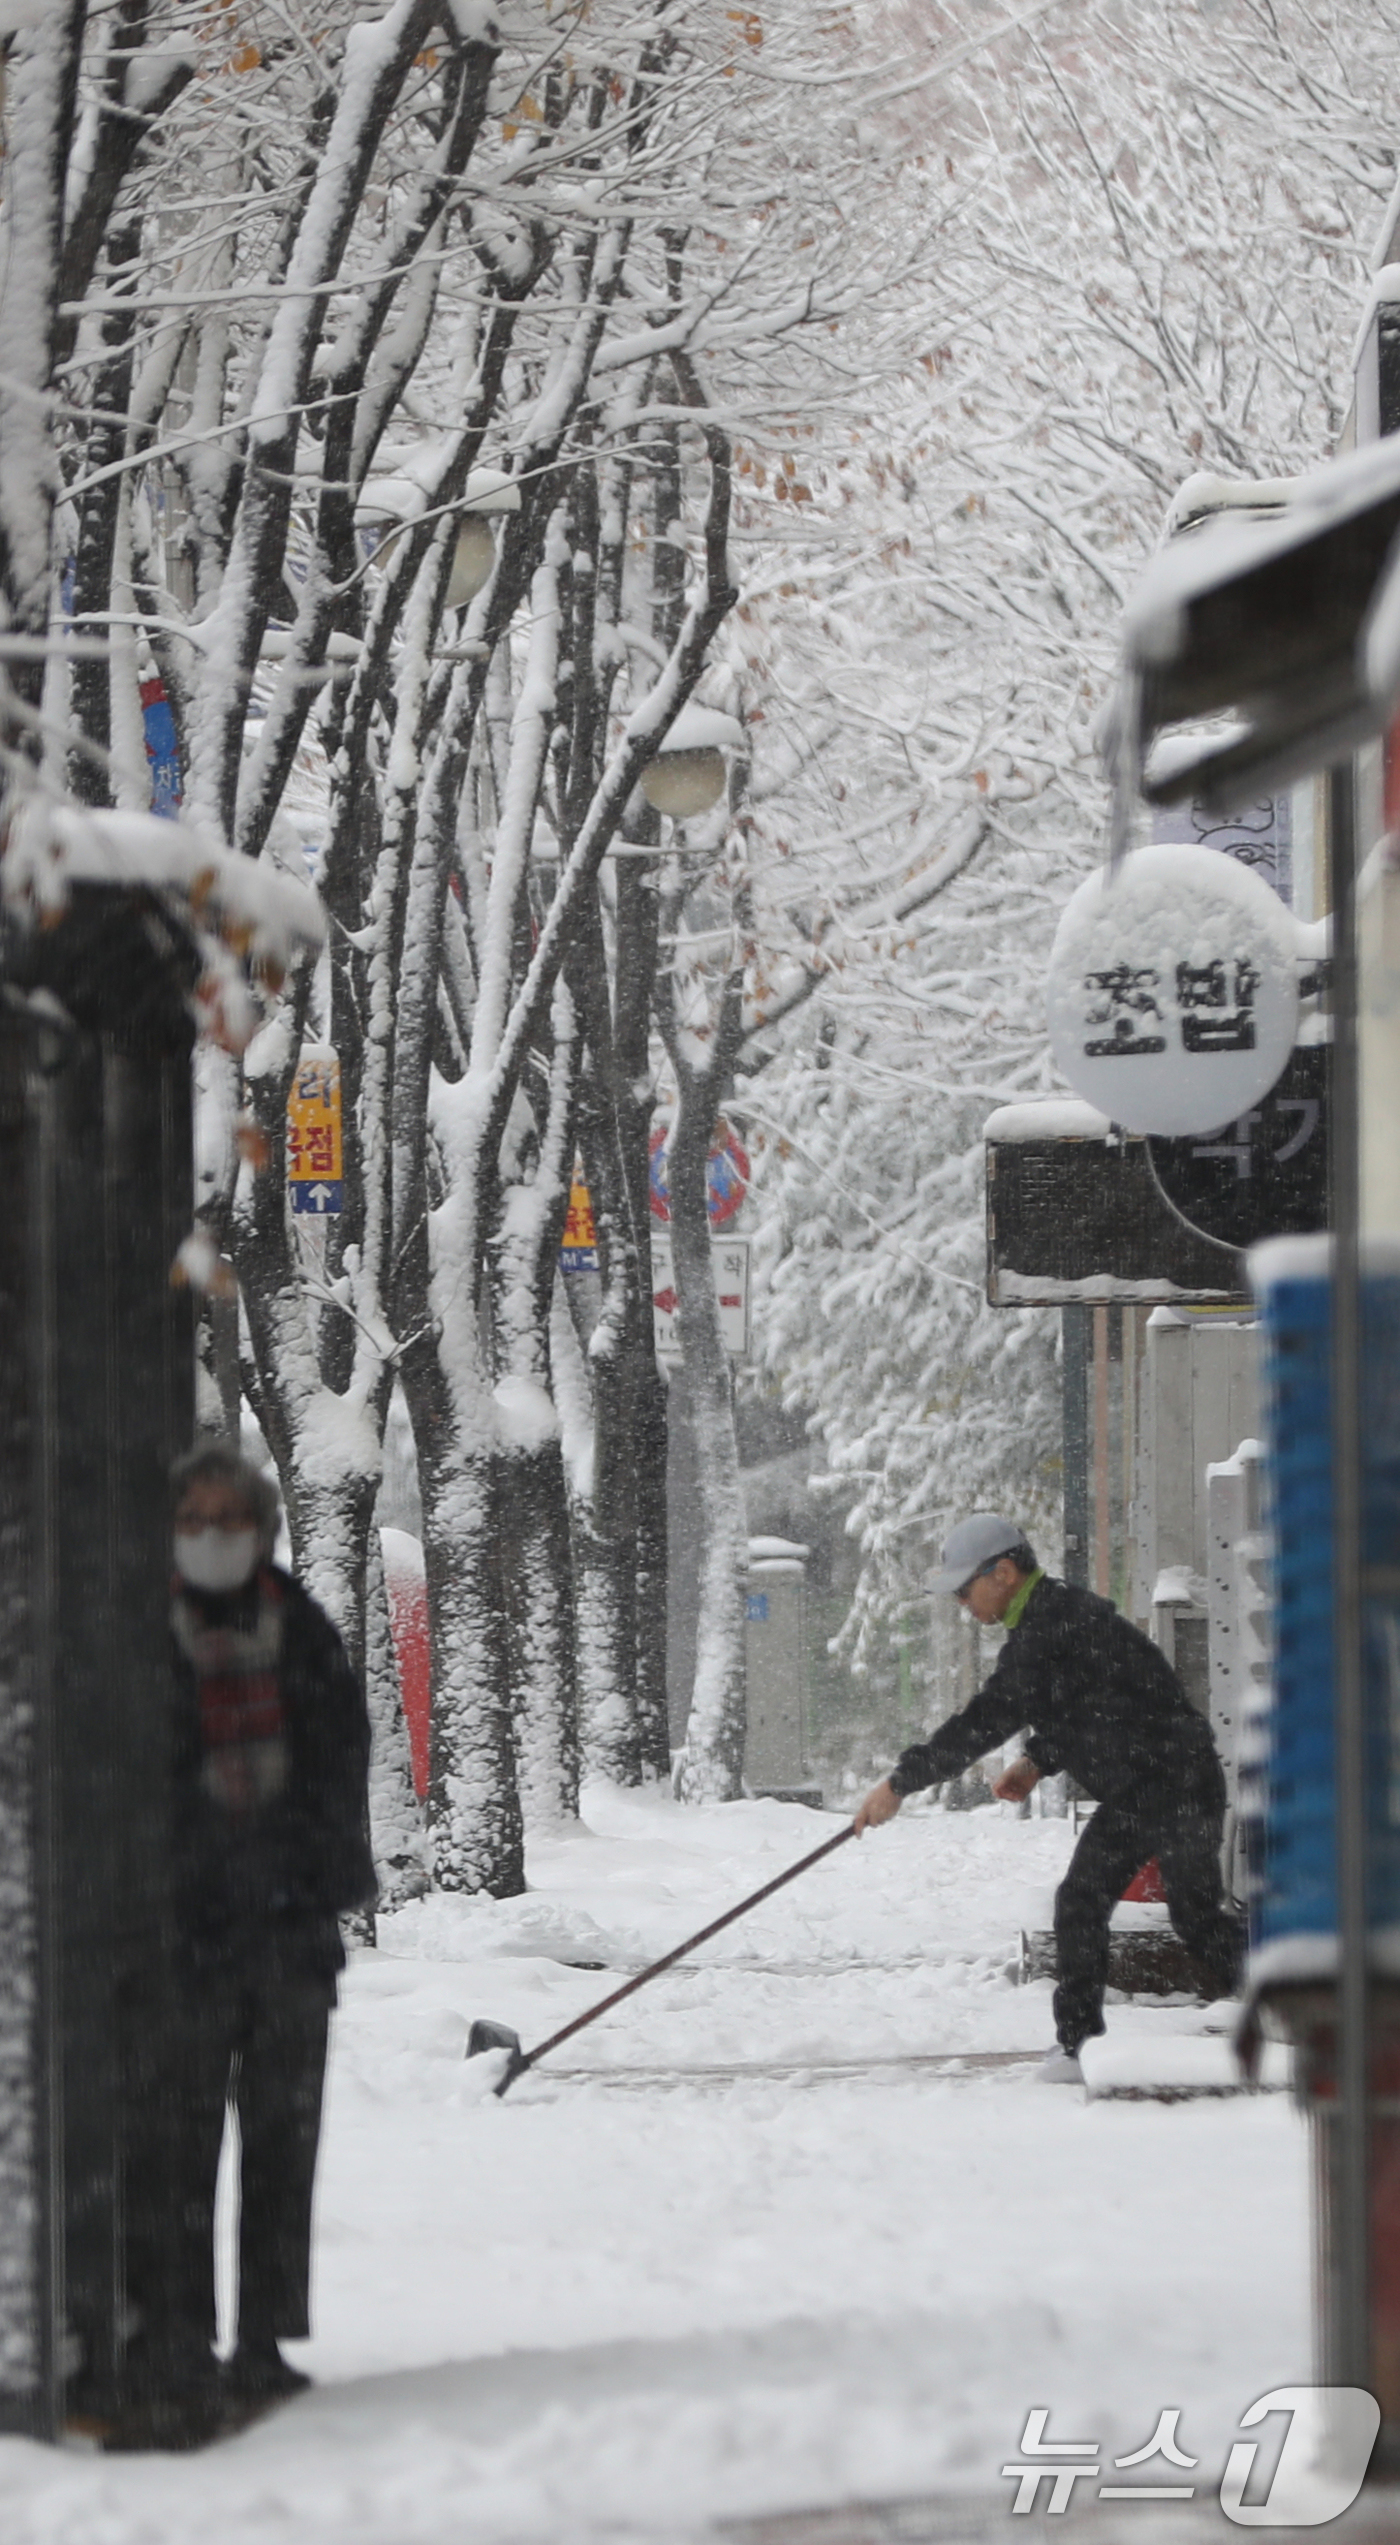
[984,1099,1113,1143]
[5,801,325,967]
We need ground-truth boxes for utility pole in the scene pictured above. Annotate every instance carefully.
[1062,1304,1090,1589]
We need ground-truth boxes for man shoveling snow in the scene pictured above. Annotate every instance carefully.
[854,1514,1245,2084]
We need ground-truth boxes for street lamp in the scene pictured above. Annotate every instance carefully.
[639,705,745,819]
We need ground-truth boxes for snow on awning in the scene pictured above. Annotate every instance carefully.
[4,798,324,1052]
[1118,435,1400,809]
[982,1099,1111,1143]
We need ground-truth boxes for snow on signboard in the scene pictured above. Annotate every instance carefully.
[652,1232,750,1361]
[287,1044,343,1214]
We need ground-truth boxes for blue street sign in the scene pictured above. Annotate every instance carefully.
[291,1181,342,1215]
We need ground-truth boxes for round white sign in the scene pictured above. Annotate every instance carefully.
[1046,843,1300,1136]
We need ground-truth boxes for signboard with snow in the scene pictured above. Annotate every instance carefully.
[985,1100,1245,1305]
[560,1163,598,1272]
[648,1120,750,1225]
[1145,1043,1328,1253]
[1046,843,1299,1136]
[652,1231,751,1359]
[287,1044,343,1214]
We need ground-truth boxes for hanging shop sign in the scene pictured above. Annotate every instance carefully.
[287,1044,343,1214]
[652,1231,750,1360]
[1046,842,1299,1137]
[984,1101,1245,1306]
[1145,1042,1328,1254]
[559,1162,599,1273]
[647,1119,751,1225]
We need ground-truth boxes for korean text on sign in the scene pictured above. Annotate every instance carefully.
[287,1047,343,1216]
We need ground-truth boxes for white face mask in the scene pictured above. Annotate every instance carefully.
[174,1528,260,1594]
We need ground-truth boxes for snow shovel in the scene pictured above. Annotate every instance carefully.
[466,1820,857,2095]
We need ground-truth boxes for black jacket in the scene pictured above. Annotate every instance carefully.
[170,1564,376,1979]
[889,1574,1222,1815]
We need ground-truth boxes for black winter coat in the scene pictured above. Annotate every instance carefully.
[889,1575,1222,1815]
[170,1565,376,1981]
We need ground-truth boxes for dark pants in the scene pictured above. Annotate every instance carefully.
[174,1963,333,2350]
[1053,1775,1245,2054]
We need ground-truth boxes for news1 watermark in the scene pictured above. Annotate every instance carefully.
[1003,2389,1382,2524]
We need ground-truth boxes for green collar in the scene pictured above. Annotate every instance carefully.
[1002,1568,1044,1632]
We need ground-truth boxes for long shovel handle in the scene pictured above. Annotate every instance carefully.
[518,1820,858,2075]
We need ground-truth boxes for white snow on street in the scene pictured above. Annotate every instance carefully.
[0,1787,1309,2541]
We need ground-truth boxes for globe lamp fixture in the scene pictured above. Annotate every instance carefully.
[445,514,498,608]
[637,705,745,822]
[640,746,727,817]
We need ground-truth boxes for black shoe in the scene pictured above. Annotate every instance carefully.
[95,2329,222,2452]
[222,2339,312,2403]
[101,2372,225,2454]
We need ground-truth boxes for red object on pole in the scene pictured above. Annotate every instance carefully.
[381,1529,429,1800]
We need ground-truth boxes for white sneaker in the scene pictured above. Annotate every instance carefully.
[1037,2047,1084,2084]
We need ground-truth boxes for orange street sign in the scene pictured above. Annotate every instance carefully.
[561,1162,598,1270]
[288,1045,343,1215]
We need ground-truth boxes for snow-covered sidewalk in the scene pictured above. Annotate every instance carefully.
[0,1788,1310,2542]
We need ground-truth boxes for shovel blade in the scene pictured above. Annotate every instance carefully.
[466,2018,529,2096]
[467,2018,521,2060]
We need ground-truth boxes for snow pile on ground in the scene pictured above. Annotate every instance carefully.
[0,1786,1310,2542]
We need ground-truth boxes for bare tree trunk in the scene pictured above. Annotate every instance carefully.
[550,1271,643,1786]
[614,856,672,1779]
[496,1422,580,1826]
[491,985,581,1827]
[667,1063,748,1802]
[410,1385,524,1898]
[575,1528,642,1784]
[569,1106,645,1785]
[0,7,83,738]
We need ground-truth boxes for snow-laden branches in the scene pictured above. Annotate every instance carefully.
[657,0,1400,1696]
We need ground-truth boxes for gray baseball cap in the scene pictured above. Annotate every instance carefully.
[931,1513,1030,1596]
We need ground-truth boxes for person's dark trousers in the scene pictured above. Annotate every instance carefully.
[1052,1766,1245,2055]
[174,1955,334,2350]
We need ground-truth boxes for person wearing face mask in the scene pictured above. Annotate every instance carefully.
[145,1442,375,2436]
